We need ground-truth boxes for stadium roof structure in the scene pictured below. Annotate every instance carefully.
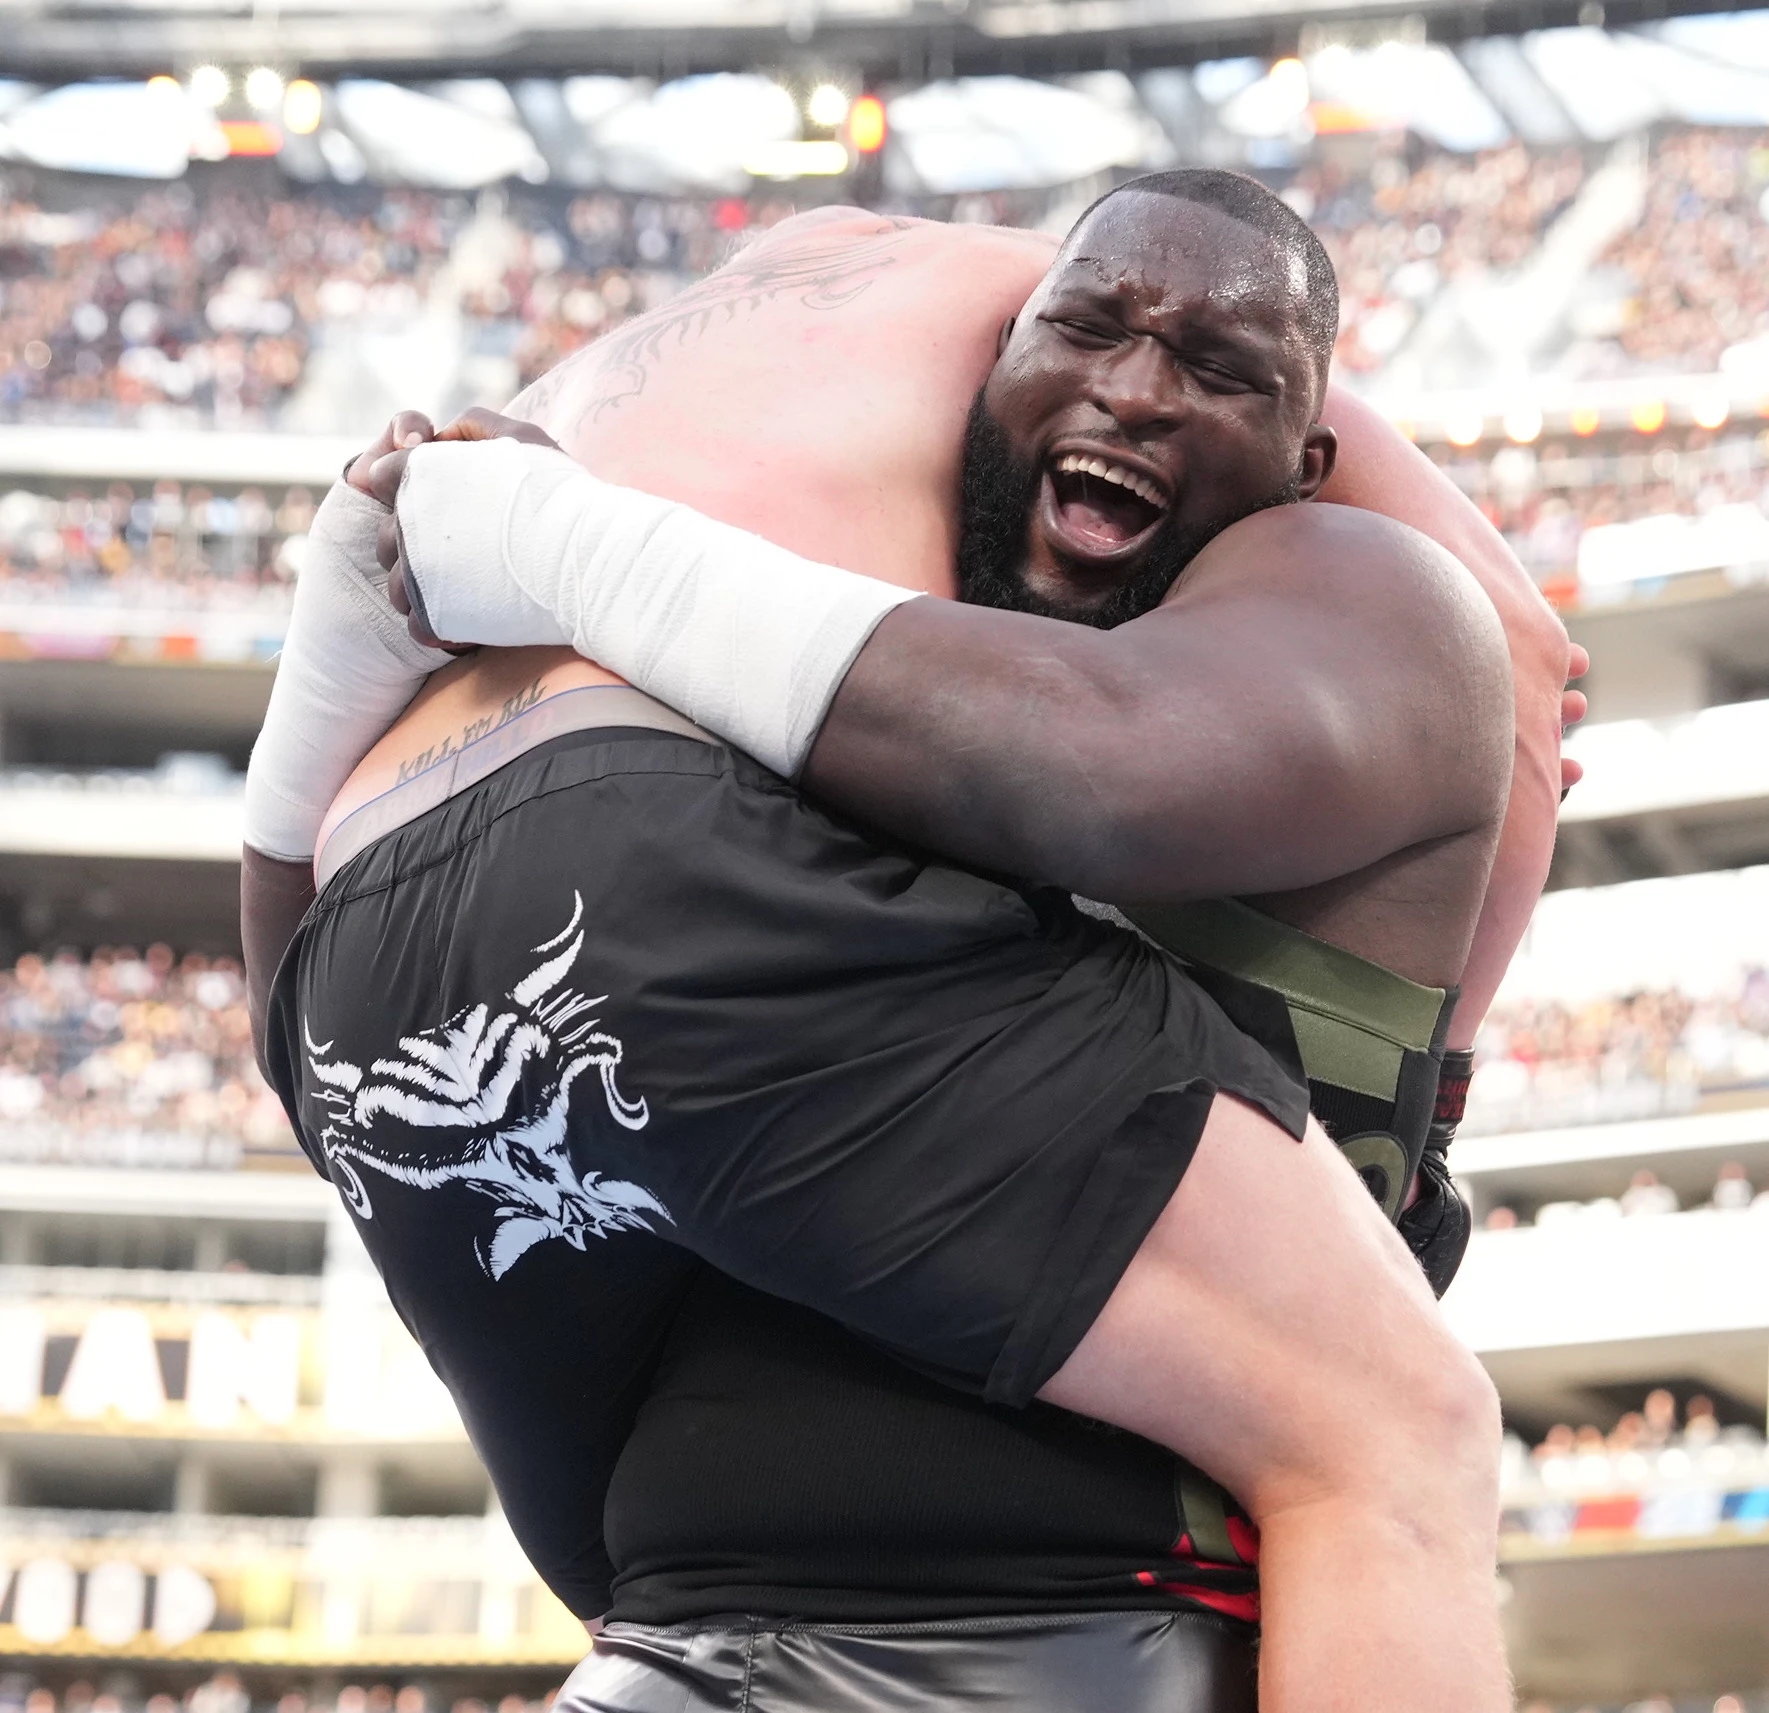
[0,0,1762,83]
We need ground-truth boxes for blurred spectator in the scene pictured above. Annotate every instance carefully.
[1641,1387,1678,1450]
[1713,1161,1756,1210]
[1484,1204,1519,1230]
[1685,1394,1721,1448]
[1620,1168,1679,1216]
[188,1675,247,1713]
[0,946,295,1160]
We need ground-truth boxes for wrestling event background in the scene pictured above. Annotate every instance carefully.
[0,1,1765,1707]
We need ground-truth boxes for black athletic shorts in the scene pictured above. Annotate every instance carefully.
[266,728,1306,1603]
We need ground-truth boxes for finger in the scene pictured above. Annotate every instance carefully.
[378,512,405,586]
[1566,642,1590,681]
[1561,755,1585,795]
[345,423,397,494]
[438,406,561,451]
[437,406,504,442]
[389,409,436,451]
[1561,688,1588,729]
[367,446,412,510]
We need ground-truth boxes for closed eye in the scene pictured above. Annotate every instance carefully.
[1049,317,1123,349]
[1183,355,1263,395]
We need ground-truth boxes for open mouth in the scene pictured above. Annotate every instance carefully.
[1041,450,1169,564]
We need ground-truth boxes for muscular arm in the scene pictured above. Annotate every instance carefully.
[386,442,1511,913]
[1315,388,1574,1043]
[801,501,1512,903]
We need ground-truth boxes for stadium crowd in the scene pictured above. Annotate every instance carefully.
[0,183,459,427]
[1292,141,1589,375]
[1466,971,1769,1133]
[1599,128,1769,374]
[4,124,1768,435]
[0,946,294,1163]
[0,1680,555,1713]
[0,479,311,614]
[1433,424,1769,582]
[1482,1161,1769,1231]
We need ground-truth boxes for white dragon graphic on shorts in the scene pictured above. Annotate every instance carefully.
[303,891,671,1280]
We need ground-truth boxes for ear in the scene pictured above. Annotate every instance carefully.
[1297,423,1337,502]
[996,316,1016,359]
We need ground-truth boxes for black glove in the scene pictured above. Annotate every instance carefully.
[1397,1047,1475,1297]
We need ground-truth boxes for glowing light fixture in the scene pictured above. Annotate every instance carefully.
[283,79,323,135]
[847,93,887,153]
[221,119,282,156]
[1445,412,1484,448]
[1503,405,1543,445]
[245,66,285,110]
[146,75,180,96]
[807,83,849,128]
[1569,404,1602,436]
[744,139,850,177]
[188,64,230,108]
[1691,392,1730,430]
[1268,57,1310,105]
[1630,398,1667,434]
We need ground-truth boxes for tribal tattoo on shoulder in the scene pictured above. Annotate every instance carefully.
[509,216,919,434]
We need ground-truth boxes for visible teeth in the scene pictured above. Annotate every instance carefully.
[1054,453,1166,511]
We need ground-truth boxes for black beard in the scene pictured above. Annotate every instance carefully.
[954,387,1303,629]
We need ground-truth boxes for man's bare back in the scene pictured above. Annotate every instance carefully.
[324,211,1052,845]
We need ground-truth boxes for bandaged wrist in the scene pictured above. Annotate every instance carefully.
[244,480,455,862]
[396,437,921,778]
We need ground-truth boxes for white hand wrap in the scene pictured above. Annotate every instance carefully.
[244,481,455,862]
[396,437,921,779]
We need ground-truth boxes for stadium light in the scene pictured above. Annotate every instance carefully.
[188,65,229,108]
[1445,412,1483,448]
[246,67,285,111]
[1570,404,1601,436]
[1630,398,1667,435]
[1503,405,1543,445]
[146,75,180,96]
[221,120,282,157]
[847,93,887,154]
[807,83,849,128]
[1691,392,1730,431]
[283,79,323,135]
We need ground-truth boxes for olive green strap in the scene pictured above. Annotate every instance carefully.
[1175,1466,1245,1567]
[1123,899,1451,1102]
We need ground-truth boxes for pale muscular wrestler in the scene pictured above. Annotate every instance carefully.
[245,174,1580,1713]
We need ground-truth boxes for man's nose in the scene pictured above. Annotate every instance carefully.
[1086,337,1184,434]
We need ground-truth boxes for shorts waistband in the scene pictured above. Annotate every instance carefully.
[572,1610,1256,1713]
[315,722,731,907]
[316,684,716,891]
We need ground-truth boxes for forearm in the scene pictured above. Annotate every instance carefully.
[244,480,452,863]
[1318,388,1570,1045]
[243,846,316,1075]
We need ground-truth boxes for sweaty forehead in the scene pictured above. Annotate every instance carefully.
[1048,192,1309,338]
